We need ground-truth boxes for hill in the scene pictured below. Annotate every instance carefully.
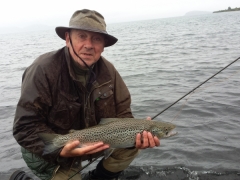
[213,7,240,13]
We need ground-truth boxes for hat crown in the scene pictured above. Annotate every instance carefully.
[69,9,107,33]
[55,9,118,47]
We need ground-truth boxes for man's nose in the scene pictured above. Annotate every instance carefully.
[84,38,93,49]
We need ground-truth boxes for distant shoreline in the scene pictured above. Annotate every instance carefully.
[213,7,240,13]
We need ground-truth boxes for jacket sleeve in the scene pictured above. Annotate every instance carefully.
[13,62,60,162]
[114,69,134,118]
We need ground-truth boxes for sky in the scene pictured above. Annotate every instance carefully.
[0,0,239,28]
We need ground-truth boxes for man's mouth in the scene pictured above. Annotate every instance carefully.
[82,53,92,56]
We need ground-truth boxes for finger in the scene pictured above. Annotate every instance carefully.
[135,133,142,148]
[61,141,106,157]
[148,132,155,148]
[142,131,149,148]
[60,141,80,157]
[65,141,80,150]
[154,136,160,146]
[68,142,106,156]
[146,116,152,120]
[79,142,106,154]
[85,144,110,154]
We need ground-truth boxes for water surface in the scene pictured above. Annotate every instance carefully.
[0,11,240,179]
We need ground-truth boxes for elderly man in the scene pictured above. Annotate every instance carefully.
[12,9,160,180]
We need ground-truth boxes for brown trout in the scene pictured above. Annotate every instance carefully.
[38,118,177,157]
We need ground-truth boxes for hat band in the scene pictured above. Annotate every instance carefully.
[68,25,108,35]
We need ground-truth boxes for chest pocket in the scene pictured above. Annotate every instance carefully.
[95,85,116,121]
[48,91,81,130]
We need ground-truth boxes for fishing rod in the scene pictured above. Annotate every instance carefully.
[151,56,240,120]
[67,56,240,179]
[67,153,104,180]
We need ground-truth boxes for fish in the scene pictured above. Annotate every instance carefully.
[38,118,177,158]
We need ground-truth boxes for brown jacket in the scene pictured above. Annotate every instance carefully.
[13,47,133,163]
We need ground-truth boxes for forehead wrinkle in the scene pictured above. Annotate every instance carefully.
[71,29,104,38]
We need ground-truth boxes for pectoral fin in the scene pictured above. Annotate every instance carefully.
[38,133,64,155]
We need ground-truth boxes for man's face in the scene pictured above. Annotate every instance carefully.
[65,29,105,68]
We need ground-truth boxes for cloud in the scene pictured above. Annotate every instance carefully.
[0,0,239,27]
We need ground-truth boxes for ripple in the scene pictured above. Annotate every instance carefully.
[0,11,240,177]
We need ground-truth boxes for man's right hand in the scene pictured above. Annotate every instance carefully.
[60,141,109,157]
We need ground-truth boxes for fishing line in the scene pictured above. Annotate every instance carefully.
[2,55,239,179]
[190,69,240,95]
[169,68,240,123]
[67,153,103,180]
[151,56,240,120]
[65,56,239,179]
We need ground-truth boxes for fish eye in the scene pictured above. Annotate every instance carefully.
[165,127,169,135]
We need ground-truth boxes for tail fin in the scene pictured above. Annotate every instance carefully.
[38,133,63,155]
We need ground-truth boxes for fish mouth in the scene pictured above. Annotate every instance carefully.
[166,129,178,138]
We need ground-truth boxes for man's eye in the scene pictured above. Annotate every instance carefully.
[93,37,101,41]
[79,34,86,39]
[93,36,103,42]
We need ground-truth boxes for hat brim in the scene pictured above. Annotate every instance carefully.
[55,26,118,47]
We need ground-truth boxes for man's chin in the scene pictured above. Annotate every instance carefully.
[76,60,95,68]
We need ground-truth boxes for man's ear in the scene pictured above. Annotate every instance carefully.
[65,31,70,47]
[104,37,108,48]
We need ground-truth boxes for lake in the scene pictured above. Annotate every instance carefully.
[0,11,240,179]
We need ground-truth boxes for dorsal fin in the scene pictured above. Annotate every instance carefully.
[99,118,119,125]
[69,129,76,133]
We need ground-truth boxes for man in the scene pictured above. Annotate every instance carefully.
[12,9,160,180]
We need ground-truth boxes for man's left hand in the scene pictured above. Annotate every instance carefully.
[135,117,160,149]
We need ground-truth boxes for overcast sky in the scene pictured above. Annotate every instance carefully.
[0,0,239,28]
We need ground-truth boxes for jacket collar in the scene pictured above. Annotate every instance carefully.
[64,46,112,87]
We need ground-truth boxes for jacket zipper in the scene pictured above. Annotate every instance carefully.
[84,80,111,127]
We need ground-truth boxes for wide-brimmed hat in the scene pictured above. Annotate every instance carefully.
[55,9,118,47]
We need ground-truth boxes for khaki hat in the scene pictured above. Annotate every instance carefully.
[56,9,118,47]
